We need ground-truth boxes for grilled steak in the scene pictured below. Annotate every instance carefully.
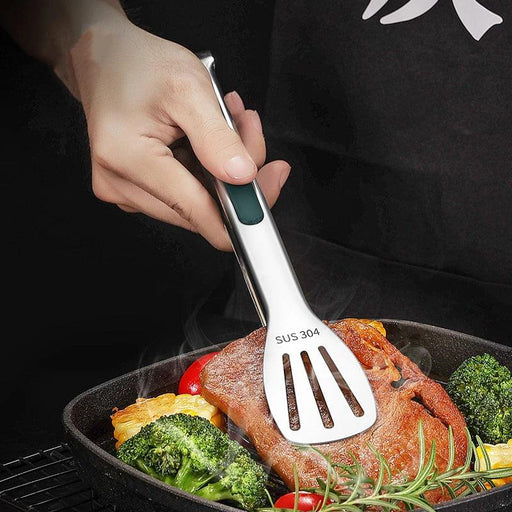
[200,319,468,504]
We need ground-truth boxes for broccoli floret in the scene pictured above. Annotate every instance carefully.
[118,419,182,477]
[195,453,269,510]
[117,413,268,510]
[446,353,512,444]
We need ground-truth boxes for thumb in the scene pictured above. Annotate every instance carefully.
[174,90,258,184]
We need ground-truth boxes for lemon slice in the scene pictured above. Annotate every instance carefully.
[476,439,512,487]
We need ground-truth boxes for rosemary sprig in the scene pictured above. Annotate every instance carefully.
[260,420,512,512]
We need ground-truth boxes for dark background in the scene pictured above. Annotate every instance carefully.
[0,0,276,462]
[2,0,511,465]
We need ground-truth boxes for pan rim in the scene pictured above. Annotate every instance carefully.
[62,319,512,511]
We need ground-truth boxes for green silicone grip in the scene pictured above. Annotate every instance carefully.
[225,183,264,225]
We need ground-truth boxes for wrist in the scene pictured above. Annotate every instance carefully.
[55,1,131,100]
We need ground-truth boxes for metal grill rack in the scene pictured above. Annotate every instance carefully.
[0,444,114,512]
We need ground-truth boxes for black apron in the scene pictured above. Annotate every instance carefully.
[223,0,512,346]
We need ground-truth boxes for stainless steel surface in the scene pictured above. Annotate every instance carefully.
[197,51,376,444]
[196,51,267,326]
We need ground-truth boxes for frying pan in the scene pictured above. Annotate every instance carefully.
[62,319,512,512]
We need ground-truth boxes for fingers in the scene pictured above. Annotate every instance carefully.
[92,163,196,232]
[91,137,233,250]
[88,55,287,254]
[256,160,291,208]
[224,91,290,207]
[231,108,266,169]
[91,141,290,252]
[224,90,245,117]
[170,68,260,184]
[225,90,265,167]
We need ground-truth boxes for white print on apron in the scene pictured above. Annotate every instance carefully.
[362,0,503,41]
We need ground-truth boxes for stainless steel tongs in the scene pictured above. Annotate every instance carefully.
[198,51,377,444]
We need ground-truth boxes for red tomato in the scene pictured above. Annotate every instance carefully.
[274,492,332,511]
[178,352,219,395]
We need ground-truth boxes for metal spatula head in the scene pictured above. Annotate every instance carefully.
[264,316,377,444]
[198,51,377,444]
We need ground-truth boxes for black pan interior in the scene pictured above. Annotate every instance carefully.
[63,319,512,512]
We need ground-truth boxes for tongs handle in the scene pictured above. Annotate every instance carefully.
[197,51,309,326]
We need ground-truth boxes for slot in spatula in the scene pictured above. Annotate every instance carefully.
[198,51,377,444]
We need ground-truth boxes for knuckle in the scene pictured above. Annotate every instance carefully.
[91,146,112,172]
[168,69,206,98]
[91,172,117,204]
[89,122,125,171]
[169,199,193,224]
[166,66,215,117]
[168,74,193,97]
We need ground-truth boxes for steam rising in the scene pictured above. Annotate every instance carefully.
[135,298,237,398]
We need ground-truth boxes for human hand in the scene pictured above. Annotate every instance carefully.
[68,17,290,250]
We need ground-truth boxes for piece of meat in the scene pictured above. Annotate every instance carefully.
[200,319,468,505]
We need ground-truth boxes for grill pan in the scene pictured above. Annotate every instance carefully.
[63,319,512,512]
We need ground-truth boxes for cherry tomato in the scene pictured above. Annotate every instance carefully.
[178,352,219,395]
[274,491,332,511]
